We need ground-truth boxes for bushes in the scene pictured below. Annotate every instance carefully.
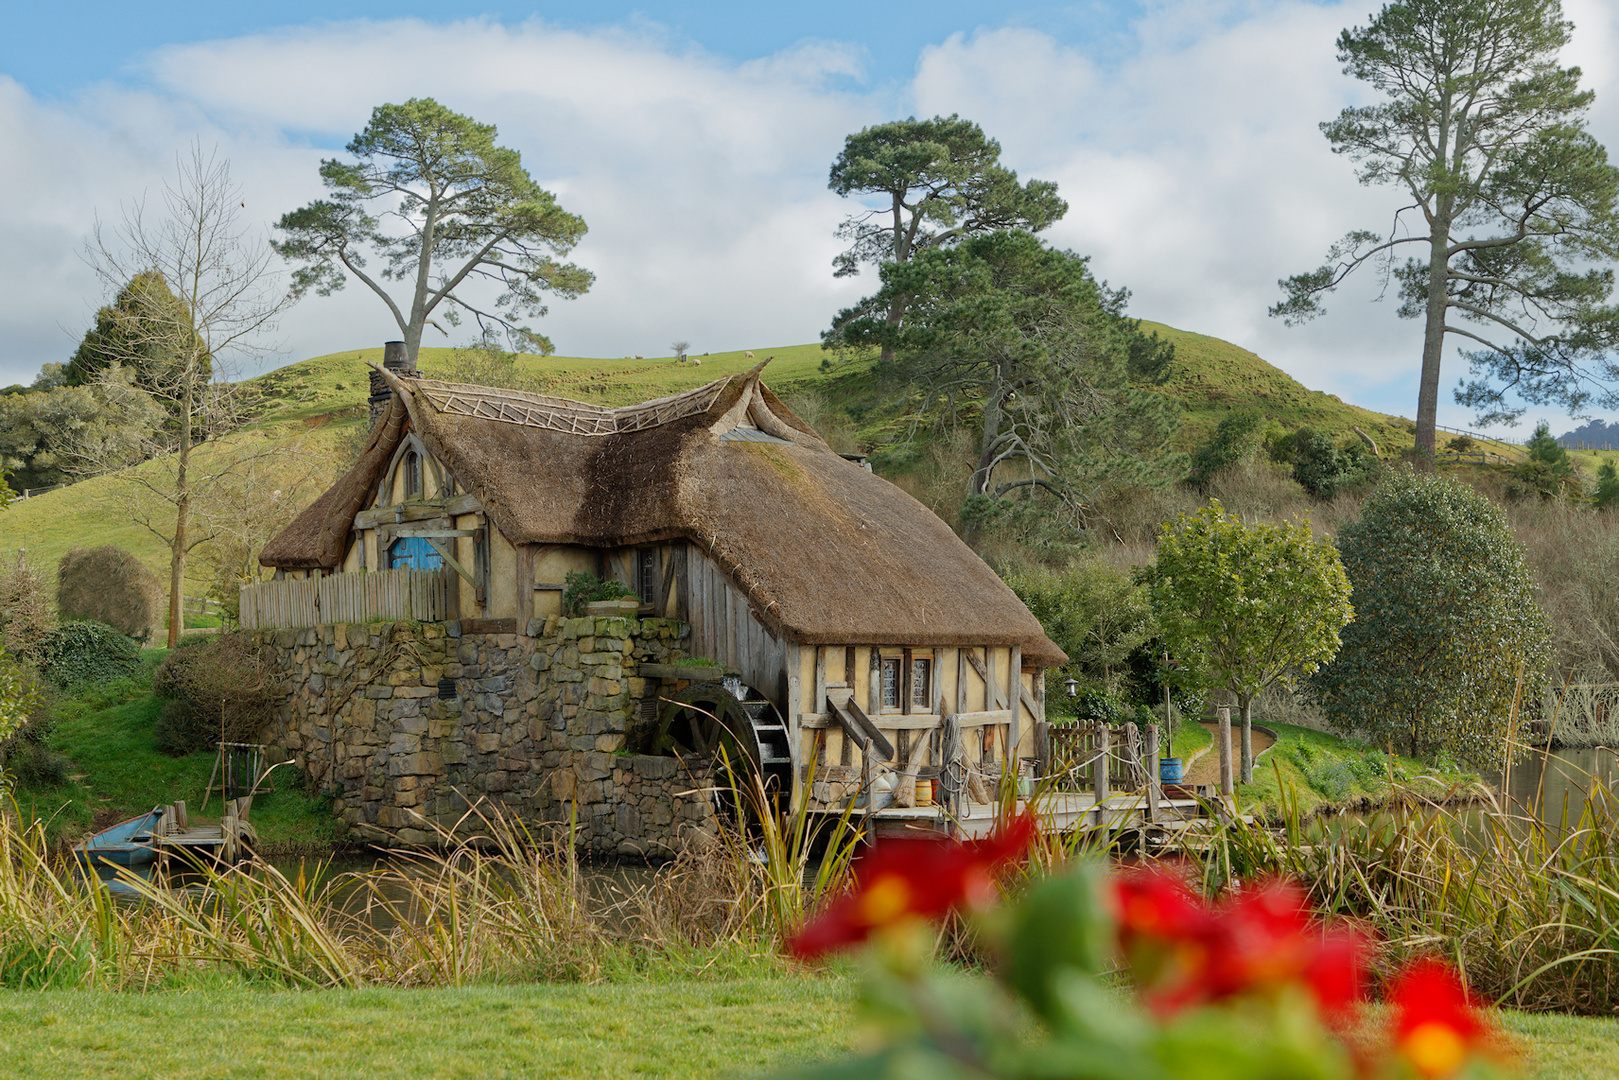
[1311,468,1552,766]
[561,571,635,617]
[0,552,52,661]
[152,633,273,756]
[35,621,142,690]
[57,546,160,642]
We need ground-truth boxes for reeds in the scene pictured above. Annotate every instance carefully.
[1176,761,1619,1015]
[0,784,860,992]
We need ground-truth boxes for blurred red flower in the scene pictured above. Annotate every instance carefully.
[1114,868,1369,1017]
[788,814,1038,960]
[1389,958,1489,1078]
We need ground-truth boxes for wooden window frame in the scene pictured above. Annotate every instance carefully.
[636,549,657,604]
[404,451,423,499]
[910,656,932,711]
[880,657,901,711]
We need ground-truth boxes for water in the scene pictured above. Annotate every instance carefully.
[1488,744,1619,825]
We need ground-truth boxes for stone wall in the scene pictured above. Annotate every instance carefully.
[253,615,716,856]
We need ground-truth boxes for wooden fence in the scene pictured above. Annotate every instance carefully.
[238,567,452,630]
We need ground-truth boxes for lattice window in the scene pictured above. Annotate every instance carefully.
[404,451,422,498]
[636,549,657,603]
[881,658,901,709]
[911,658,932,710]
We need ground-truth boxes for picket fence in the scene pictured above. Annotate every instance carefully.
[238,567,452,630]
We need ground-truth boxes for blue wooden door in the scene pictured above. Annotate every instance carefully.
[388,536,444,570]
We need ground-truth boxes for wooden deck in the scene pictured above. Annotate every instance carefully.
[860,788,1241,841]
[149,799,257,865]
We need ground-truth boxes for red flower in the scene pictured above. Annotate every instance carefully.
[1389,959,1489,1079]
[1113,869,1369,1017]
[788,814,1037,960]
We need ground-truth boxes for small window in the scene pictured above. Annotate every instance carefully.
[881,658,901,709]
[911,658,931,710]
[404,451,422,499]
[636,549,657,603]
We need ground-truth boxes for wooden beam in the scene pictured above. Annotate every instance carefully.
[964,649,1003,710]
[797,708,1011,731]
[828,696,895,761]
[424,538,479,590]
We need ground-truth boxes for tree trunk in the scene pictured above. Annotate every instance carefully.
[1414,204,1455,467]
[1239,693,1254,784]
[167,430,191,649]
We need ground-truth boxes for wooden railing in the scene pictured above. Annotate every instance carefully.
[238,567,452,630]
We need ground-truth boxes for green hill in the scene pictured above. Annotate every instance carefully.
[0,325,1498,595]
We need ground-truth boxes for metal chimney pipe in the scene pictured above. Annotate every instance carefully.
[368,341,416,427]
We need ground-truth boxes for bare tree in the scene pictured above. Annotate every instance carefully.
[84,143,296,646]
[669,340,690,363]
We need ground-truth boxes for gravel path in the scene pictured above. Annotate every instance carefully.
[1180,721,1277,786]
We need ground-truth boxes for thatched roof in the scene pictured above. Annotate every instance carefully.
[260,365,1064,665]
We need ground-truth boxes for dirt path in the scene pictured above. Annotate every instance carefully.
[1180,721,1278,786]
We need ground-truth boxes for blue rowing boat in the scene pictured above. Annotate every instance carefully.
[73,807,163,869]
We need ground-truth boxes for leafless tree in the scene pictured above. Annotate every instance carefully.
[83,143,297,646]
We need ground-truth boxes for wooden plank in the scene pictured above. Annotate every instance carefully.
[901,647,913,715]
[828,697,896,761]
[868,648,882,715]
[956,649,967,715]
[800,708,1009,730]
[1144,722,1161,823]
[813,647,827,723]
[1008,645,1021,764]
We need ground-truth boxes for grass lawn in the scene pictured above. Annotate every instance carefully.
[0,974,1612,1080]
[0,975,859,1080]
[1238,720,1479,818]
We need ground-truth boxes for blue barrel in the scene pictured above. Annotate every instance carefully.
[1159,757,1184,783]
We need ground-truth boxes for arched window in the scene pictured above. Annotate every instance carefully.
[404,451,422,499]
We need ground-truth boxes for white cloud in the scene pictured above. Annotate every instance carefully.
[4,5,1619,432]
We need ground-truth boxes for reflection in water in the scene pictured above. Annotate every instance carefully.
[1488,744,1619,824]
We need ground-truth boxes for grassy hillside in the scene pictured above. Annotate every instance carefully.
[0,323,1536,594]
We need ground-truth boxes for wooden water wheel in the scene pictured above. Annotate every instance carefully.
[651,678,794,813]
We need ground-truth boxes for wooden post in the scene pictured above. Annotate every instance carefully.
[1034,721,1051,778]
[1218,705,1234,803]
[1144,723,1160,823]
[868,648,882,715]
[1092,724,1110,805]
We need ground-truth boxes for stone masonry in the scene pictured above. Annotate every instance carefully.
[252,616,717,856]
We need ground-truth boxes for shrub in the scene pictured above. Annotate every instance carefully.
[57,547,160,642]
[0,552,52,661]
[36,620,142,690]
[1289,426,1342,499]
[1186,410,1263,493]
[1003,561,1157,703]
[0,672,61,789]
[151,632,273,755]
[1311,468,1553,766]
[561,571,635,617]
[1512,421,1580,500]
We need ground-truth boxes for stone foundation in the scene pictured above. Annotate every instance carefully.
[254,616,716,856]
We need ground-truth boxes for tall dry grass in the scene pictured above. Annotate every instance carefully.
[0,792,860,992]
[1178,761,1619,1015]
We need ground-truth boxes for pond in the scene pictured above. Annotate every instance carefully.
[1487,743,1619,826]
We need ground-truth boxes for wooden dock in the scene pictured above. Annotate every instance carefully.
[149,799,257,865]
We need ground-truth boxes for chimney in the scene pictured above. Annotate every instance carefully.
[368,341,417,427]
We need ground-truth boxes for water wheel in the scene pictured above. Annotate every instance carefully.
[651,678,794,816]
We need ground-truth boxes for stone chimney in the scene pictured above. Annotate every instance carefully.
[368,341,417,428]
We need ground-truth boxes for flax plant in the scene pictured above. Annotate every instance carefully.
[1180,761,1619,1015]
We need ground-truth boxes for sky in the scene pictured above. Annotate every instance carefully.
[6,1,1619,433]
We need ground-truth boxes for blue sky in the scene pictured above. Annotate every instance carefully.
[4,0,1619,431]
[7,2,1136,100]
